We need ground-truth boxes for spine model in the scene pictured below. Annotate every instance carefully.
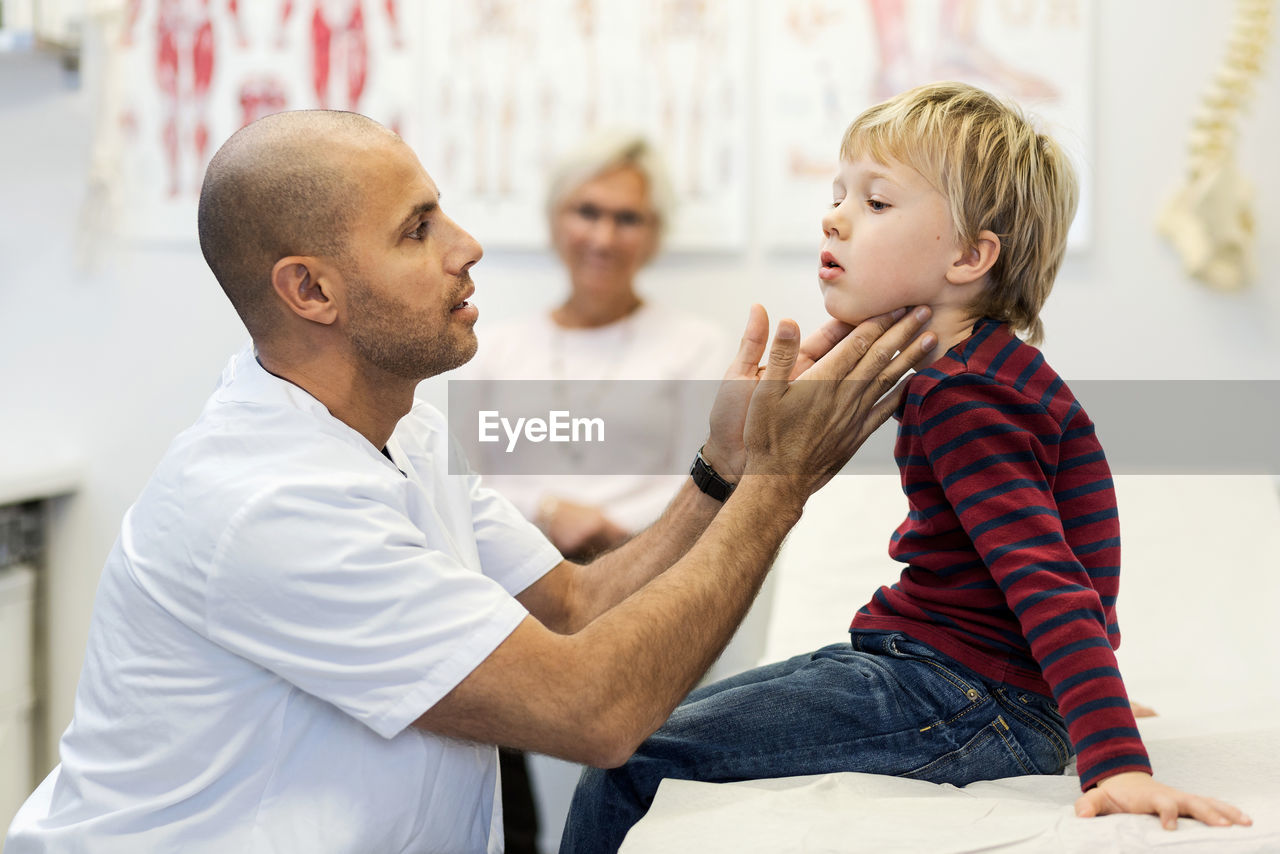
[1158,0,1273,291]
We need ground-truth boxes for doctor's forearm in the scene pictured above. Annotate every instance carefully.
[555,476,723,631]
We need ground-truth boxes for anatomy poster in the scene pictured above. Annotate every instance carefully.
[412,0,751,251]
[756,0,1094,250]
[105,0,420,241]
[99,0,1087,252]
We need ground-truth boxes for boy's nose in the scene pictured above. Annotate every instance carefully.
[821,208,844,239]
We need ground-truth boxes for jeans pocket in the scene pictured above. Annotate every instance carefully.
[884,635,984,709]
[993,688,1072,773]
[900,714,1038,786]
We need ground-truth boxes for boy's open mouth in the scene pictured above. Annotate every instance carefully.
[819,251,844,280]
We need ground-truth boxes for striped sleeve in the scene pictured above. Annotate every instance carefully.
[915,375,1151,789]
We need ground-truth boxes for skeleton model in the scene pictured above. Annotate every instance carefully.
[1158,0,1273,291]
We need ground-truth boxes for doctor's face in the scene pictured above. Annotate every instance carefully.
[339,138,484,380]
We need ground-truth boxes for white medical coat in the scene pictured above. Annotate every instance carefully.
[6,344,562,853]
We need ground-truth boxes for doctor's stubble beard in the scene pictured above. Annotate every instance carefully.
[346,272,478,380]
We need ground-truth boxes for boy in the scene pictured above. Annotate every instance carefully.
[560,82,1250,853]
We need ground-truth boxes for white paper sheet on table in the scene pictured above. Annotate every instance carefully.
[623,719,1280,853]
[623,476,1280,853]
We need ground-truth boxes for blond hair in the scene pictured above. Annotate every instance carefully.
[841,82,1078,344]
[545,129,676,244]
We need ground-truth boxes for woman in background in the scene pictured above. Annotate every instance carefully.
[459,131,729,853]
[464,131,729,561]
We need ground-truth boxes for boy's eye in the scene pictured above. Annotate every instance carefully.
[407,221,428,239]
[867,199,889,212]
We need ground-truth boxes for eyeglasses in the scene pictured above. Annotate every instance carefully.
[565,203,653,230]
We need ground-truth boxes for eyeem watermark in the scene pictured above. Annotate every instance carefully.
[478,410,605,453]
[450,379,1280,475]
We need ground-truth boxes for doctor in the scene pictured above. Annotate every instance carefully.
[6,110,937,853]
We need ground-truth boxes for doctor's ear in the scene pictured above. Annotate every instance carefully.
[270,256,340,326]
[946,230,1000,286]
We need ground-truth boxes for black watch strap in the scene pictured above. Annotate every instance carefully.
[690,448,736,502]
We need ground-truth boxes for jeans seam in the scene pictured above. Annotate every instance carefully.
[888,638,979,700]
[993,689,1071,768]
[901,715,1032,781]
[690,711,992,777]
[921,693,992,732]
[898,729,995,780]
[918,658,977,697]
[992,715,1036,775]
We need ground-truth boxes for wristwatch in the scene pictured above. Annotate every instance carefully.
[689,447,736,502]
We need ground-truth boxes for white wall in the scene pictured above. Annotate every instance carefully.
[1,0,1278,794]
[1,0,36,30]
[1,0,84,45]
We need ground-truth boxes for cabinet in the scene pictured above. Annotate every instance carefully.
[0,563,36,826]
[0,461,80,830]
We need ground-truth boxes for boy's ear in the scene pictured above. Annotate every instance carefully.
[270,256,341,326]
[946,229,1000,286]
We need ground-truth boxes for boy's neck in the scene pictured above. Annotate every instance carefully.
[916,304,983,367]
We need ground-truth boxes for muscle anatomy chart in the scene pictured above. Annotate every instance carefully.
[104,0,417,241]
[96,0,1087,253]
[755,0,1094,250]
[413,0,750,250]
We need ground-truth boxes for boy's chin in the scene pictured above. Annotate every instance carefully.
[823,306,871,326]
[821,294,875,327]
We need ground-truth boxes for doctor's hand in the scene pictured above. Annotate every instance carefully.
[702,305,921,481]
[1075,771,1252,830]
[722,306,935,502]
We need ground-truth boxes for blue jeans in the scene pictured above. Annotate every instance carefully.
[560,631,1072,854]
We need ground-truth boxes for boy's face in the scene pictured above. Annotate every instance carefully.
[819,155,967,325]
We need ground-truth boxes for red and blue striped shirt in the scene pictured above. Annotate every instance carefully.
[852,317,1151,790]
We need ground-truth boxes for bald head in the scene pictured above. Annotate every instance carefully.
[197,110,399,339]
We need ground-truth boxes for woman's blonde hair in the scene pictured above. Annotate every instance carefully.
[841,82,1078,344]
[544,129,676,244]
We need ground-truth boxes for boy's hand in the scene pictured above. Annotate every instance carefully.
[1075,771,1252,830]
[1129,700,1158,718]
